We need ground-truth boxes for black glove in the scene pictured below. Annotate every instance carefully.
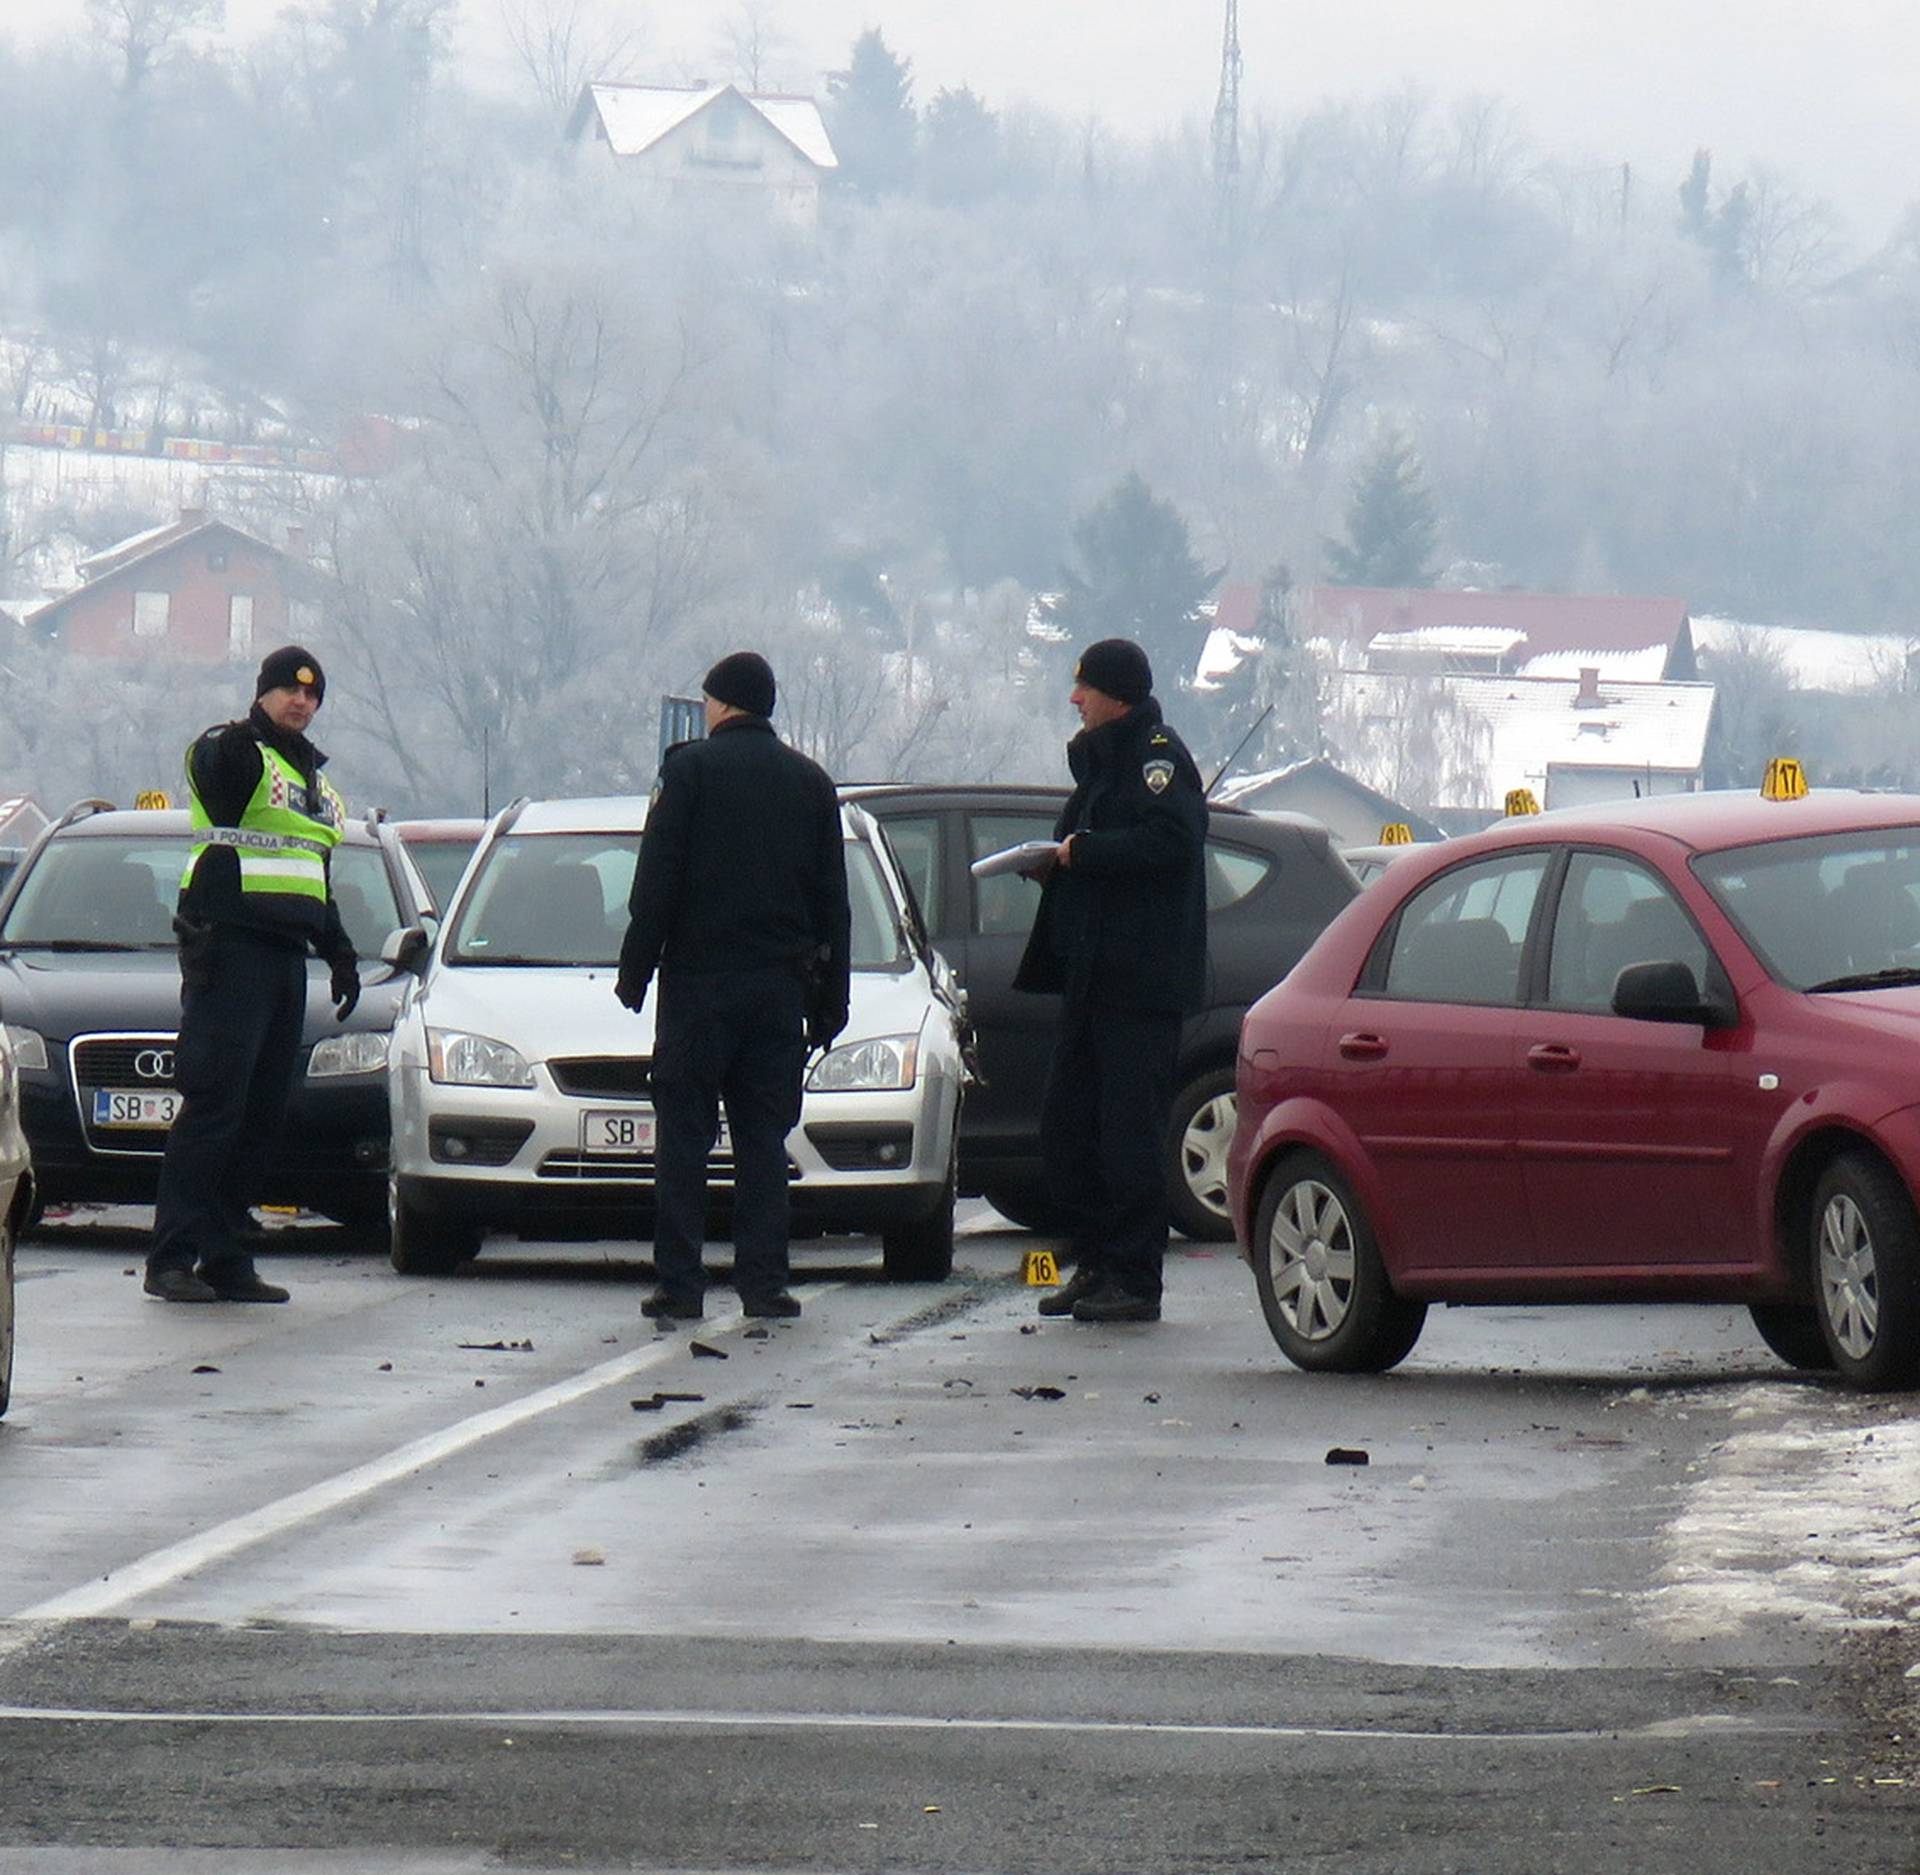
[807,1001,848,1052]
[615,973,649,1014]
[329,953,360,1021]
[173,914,217,991]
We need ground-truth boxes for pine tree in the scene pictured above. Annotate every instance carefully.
[1324,437,1440,588]
[824,28,916,198]
[921,86,999,207]
[1048,472,1220,685]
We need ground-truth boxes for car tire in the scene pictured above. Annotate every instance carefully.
[1165,1066,1238,1242]
[980,1181,1065,1234]
[0,1209,14,1419]
[881,1172,956,1283]
[1810,1151,1920,1390]
[388,1180,482,1277]
[1747,1302,1834,1373]
[1251,1151,1426,1373]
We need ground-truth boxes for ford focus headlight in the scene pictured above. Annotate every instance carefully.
[807,1034,919,1092]
[308,1032,392,1078]
[4,1025,48,1072]
[427,1028,535,1088]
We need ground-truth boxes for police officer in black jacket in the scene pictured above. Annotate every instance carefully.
[1014,638,1207,1323]
[145,646,360,1305]
[616,652,852,1322]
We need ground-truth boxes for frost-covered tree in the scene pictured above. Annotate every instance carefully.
[1324,435,1440,588]
[824,28,916,198]
[1049,472,1220,686]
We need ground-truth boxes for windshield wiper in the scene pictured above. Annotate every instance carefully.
[1805,966,1920,993]
[450,953,607,968]
[0,939,168,953]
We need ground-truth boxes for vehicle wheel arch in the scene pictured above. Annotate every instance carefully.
[1241,1099,1405,1280]
[1773,1124,1891,1297]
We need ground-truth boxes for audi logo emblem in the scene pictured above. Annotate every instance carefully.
[133,1049,175,1080]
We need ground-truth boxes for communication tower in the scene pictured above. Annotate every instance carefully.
[1211,0,1243,250]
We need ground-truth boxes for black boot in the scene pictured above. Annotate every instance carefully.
[1037,1263,1102,1317]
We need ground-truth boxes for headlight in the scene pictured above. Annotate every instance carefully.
[3,1025,47,1072]
[807,1033,919,1092]
[427,1028,535,1088]
[308,1032,392,1078]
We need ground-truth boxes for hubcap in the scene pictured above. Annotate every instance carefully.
[1268,1178,1356,1342]
[1818,1192,1879,1362]
[1181,1093,1237,1219]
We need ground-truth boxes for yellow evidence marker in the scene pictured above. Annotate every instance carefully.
[1021,1249,1060,1286]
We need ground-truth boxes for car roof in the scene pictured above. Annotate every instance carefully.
[394,818,488,841]
[47,807,383,846]
[498,796,875,839]
[1457,788,1920,857]
[842,783,1338,848]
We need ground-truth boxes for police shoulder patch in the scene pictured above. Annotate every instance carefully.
[1143,758,1175,794]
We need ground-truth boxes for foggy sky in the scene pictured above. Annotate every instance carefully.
[11,0,1919,242]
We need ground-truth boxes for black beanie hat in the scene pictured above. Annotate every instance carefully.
[703,650,776,718]
[256,644,325,705]
[1075,638,1153,707]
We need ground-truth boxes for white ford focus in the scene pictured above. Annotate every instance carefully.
[385,796,968,1282]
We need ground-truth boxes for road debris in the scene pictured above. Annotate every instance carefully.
[571,1548,606,1566]
[690,1341,728,1360]
[1012,1385,1066,1401]
[457,1339,534,1352]
[1325,1447,1370,1466]
[190,1364,220,1375]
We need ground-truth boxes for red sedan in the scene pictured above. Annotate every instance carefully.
[1227,788,1920,1389]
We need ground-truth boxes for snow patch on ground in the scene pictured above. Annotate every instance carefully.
[1644,1382,1920,1639]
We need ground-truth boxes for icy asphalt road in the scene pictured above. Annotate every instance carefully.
[0,1203,1915,1872]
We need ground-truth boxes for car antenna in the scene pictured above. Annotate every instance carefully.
[1205,704,1274,800]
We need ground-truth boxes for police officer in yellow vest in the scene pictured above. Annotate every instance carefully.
[144,646,360,1303]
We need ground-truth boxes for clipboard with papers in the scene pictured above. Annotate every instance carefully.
[968,839,1060,881]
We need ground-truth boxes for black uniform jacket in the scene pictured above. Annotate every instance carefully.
[620,715,852,1020]
[177,704,355,963]
[1013,697,1208,1015]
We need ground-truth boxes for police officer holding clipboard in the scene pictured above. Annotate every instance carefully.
[1012,637,1207,1323]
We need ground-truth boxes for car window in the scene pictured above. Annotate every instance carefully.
[405,839,479,912]
[846,843,907,970]
[969,812,1055,938]
[1547,853,1712,1012]
[0,836,182,948]
[329,844,408,958]
[877,814,943,934]
[446,830,904,971]
[1204,841,1271,911]
[1381,852,1547,1005]
[1697,830,1920,989]
[449,832,636,965]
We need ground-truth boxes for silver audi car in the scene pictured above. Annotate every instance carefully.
[385,795,968,1282]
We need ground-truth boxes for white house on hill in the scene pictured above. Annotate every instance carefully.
[568,82,838,225]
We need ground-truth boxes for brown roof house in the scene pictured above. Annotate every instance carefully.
[25,510,325,667]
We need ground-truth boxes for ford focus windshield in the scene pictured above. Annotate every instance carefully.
[448,831,906,969]
[1696,829,1920,990]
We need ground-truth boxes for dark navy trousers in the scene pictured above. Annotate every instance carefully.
[649,965,808,1300]
[1039,999,1182,1300]
[150,926,308,1278]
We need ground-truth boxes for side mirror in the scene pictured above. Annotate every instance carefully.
[381,924,431,976]
[1612,959,1737,1029]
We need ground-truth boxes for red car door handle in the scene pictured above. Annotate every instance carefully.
[1338,1032,1388,1060]
[1527,1043,1581,1071]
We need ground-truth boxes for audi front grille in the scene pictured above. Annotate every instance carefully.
[70,1031,179,1157]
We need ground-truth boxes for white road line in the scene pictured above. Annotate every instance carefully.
[11,1303,787,1623]
[0,1704,1769,1745]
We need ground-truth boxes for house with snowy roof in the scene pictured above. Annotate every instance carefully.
[23,509,324,665]
[1321,665,1717,830]
[1196,583,1699,690]
[568,82,839,225]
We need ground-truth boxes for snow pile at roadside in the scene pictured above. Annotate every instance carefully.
[1643,1383,1920,1639]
